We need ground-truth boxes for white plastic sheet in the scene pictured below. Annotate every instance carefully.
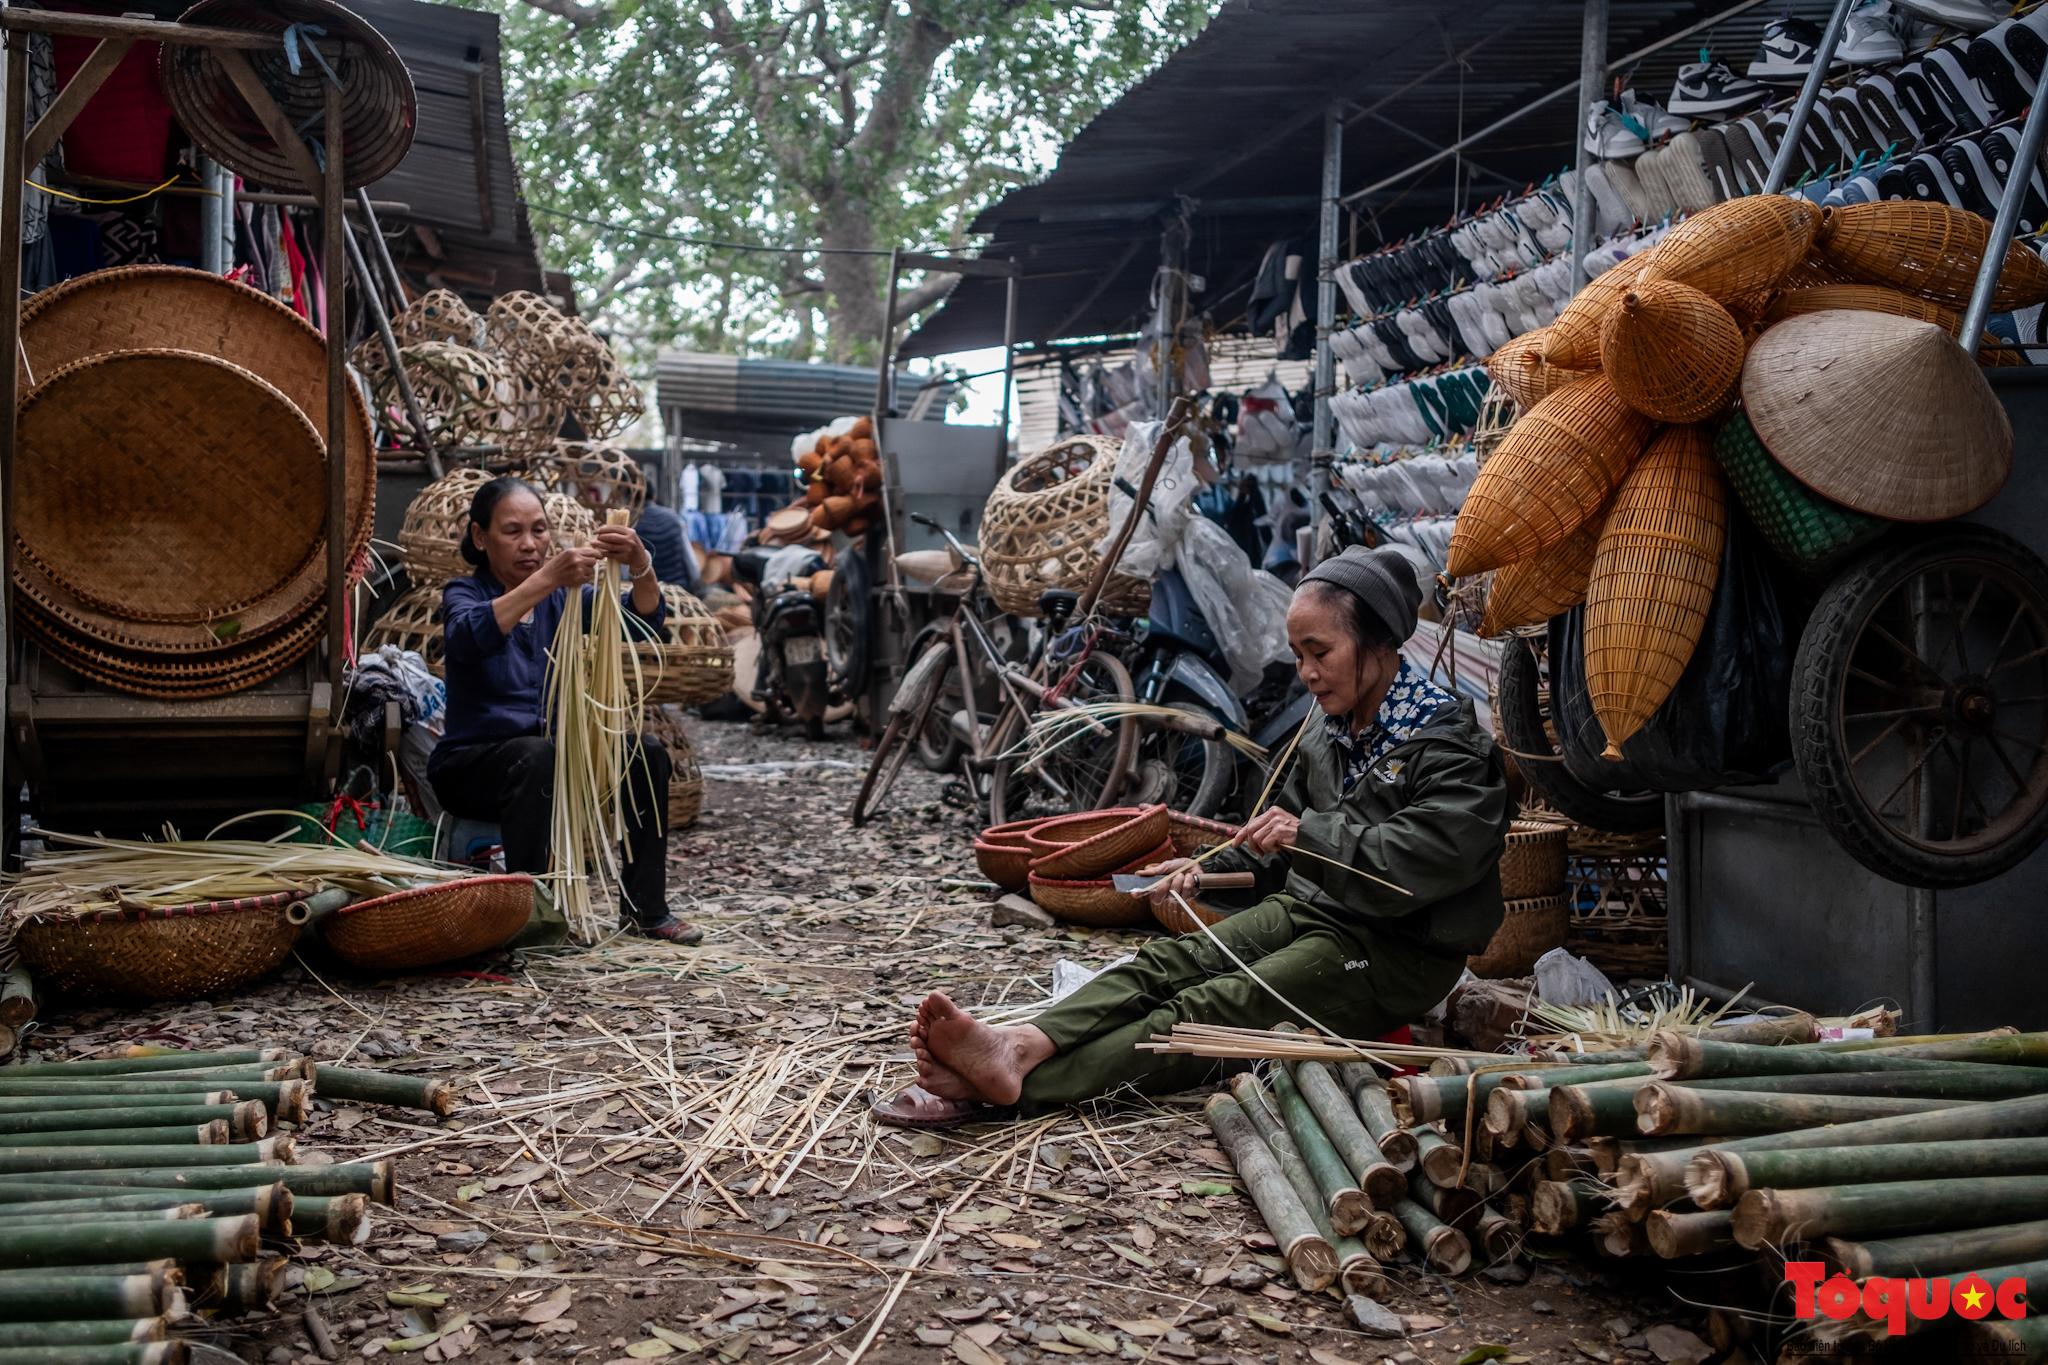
[1176,515,1295,693]
[1098,421,1198,579]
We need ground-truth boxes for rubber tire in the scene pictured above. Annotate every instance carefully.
[908,623,966,773]
[1496,634,1666,833]
[1152,698,1235,819]
[824,549,871,704]
[1792,525,2048,889]
[987,653,1138,826]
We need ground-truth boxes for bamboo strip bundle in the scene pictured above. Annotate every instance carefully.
[0,1321,164,1347]
[1829,1217,2048,1279]
[1261,1069,1372,1235]
[1692,1138,2048,1210]
[1204,1095,1338,1291]
[1734,1175,2048,1249]
[1633,1085,1972,1136]
[1336,1065,1418,1171]
[1143,1022,1501,1066]
[1645,1209,1734,1259]
[1389,1196,1470,1274]
[1227,1077,1390,1298]
[1010,703,1269,767]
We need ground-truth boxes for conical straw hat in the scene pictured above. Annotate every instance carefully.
[1741,310,2012,521]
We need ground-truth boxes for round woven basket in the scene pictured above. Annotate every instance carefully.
[362,584,447,677]
[979,436,1150,617]
[22,610,324,698]
[669,735,704,830]
[392,288,485,348]
[163,0,416,191]
[13,547,318,656]
[975,818,1047,893]
[323,875,534,970]
[549,442,648,525]
[1712,411,1889,574]
[1585,425,1727,759]
[18,265,375,563]
[1499,821,1569,900]
[1467,894,1570,979]
[1027,804,1170,880]
[399,473,595,586]
[1027,839,1175,928]
[1151,894,1228,936]
[1167,810,1240,859]
[19,350,327,624]
[15,894,300,1001]
[1600,280,1743,423]
[1813,200,2048,310]
[1478,513,1603,636]
[1637,196,1821,302]
[1542,258,1652,370]
[623,584,735,707]
[353,338,508,448]
[1448,375,1652,578]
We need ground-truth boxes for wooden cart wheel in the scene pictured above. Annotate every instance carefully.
[1793,525,2048,889]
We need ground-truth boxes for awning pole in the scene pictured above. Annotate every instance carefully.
[1961,86,2048,353]
[1761,0,1854,195]
[1568,0,1608,294]
[1311,97,1342,532]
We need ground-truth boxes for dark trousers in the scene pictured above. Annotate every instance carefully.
[430,735,671,925]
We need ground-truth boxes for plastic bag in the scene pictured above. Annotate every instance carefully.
[1176,516,1294,693]
[1235,378,1297,463]
[1549,505,1811,792]
[1534,948,1616,1007]
[1098,420,1197,579]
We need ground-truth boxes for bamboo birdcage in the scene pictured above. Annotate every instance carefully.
[1478,511,1604,636]
[1585,425,1727,759]
[1447,374,1653,578]
[1813,200,2048,309]
[1486,327,1590,412]
[1600,280,1744,423]
[1541,257,1652,370]
[350,338,509,449]
[392,287,485,348]
[1762,284,2023,365]
[1636,196,1821,302]
[979,435,1150,617]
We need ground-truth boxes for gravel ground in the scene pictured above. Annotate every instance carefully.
[22,718,1750,1365]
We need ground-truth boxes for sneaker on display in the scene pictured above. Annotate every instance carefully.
[1877,162,1913,198]
[1721,118,1773,194]
[1749,15,1840,84]
[1856,76,1919,147]
[1973,9,2048,106]
[1922,42,1994,131]
[1825,90,1885,158]
[1839,1,1906,64]
[1893,60,1958,143]
[1669,56,1769,115]
[1620,87,1690,139]
[1940,140,2000,216]
[1905,150,1965,206]
[1893,0,2006,33]
[1584,100,1648,157]
[1971,130,2048,233]
[1694,124,1743,200]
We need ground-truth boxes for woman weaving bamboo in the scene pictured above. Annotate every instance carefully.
[428,478,701,943]
[878,546,1512,1126]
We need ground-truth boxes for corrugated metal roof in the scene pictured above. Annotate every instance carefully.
[904,0,1833,356]
[657,352,949,427]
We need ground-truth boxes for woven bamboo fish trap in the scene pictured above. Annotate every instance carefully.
[14,894,301,1001]
[1762,283,2022,365]
[163,0,415,192]
[1487,327,1592,412]
[623,583,735,706]
[1637,197,1821,302]
[1471,382,1519,468]
[1780,253,1855,289]
[549,441,648,524]
[1542,257,1652,370]
[1712,411,1889,574]
[1600,280,1744,423]
[1585,424,1727,759]
[362,584,447,677]
[1812,201,2048,309]
[1478,511,1603,636]
[1447,375,1652,578]
[398,473,595,586]
[980,435,1150,617]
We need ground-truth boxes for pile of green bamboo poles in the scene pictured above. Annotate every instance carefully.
[0,1046,443,1359]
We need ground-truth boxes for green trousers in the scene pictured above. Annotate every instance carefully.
[1018,893,1465,1111]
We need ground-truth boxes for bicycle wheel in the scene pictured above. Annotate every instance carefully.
[1126,701,1235,818]
[850,644,951,825]
[988,652,1138,824]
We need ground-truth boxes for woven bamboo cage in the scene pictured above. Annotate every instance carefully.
[1637,196,1821,301]
[398,472,595,586]
[1600,280,1744,423]
[352,339,509,448]
[1499,820,1569,900]
[1812,201,2048,309]
[1585,424,1727,759]
[1486,327,1593,412]
[622,583,736,706]
[1447,375,1653,578]
[548,441,648,524]
[669,730,704,830]
[556,333,645,441]
[362,584,448,677]
[1542,257,1652,370]
[1478,510,1603,636]
[1467,894,1569,979]
[482,291,576,451]
[979,435,1150,617]
[1761,284,2021,365]
[1471,382,1520,468]
[392,288,485,348]
[15,895,301,1001]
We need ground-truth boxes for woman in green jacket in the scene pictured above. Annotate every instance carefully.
[878,546,1513,1125]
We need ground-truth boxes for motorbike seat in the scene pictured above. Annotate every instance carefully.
[1038,588,1080,628]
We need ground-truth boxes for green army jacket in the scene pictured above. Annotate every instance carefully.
[1206,696,1514,956]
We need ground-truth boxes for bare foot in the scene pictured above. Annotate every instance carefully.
[912,1044,978,1100]
[919,991,1051,1107]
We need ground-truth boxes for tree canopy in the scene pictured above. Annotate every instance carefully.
[487,0,1212,366]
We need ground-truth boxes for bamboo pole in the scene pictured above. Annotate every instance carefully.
[1855,1032,2048,1066]
[0,1262,176,1280]
[1407,1170,1480,1228]
[0,1080,306,1123]
[0,1093,230,1114]
[0,1159,385,1203]
[293,1193,372,1245]
[0,1105,262,1139]
[101,1064,305,1084]
[1395,1063,1654,1126]
[1531,1179,1604,1234]
[0,1321,161,1347]
[1547,1147,1598,1180]
[1958,1315,2048,1364]
[1389,1197,1470,1274]
[6,1050,285,1077]
[1548,1083,1657,1142]
[1650,1032,1988,1081]
[1828,1217,2048,1280]
[0,1344,184,1365]
[1337,1064,1417,1170]
[1224,1078,1389,1299]
[0,1214,258,1270]
[0,1276,165,1320]
[0,1204,198,1224]
[1473,1206,1519,1264]
[0,1123,228,1147]
[0,969,34,1029]
[1266,1067,1374,1234]
[0,1136,290,1174]
[0,1184,288,1230]
[1635,1086,1971,1136]
[1415,1127,1465,1189]
[1693,1137,2048,1210]
[1287,1059,1405,1206]
[1645,1209,1735,1258]
[217,1257,285,1314]
[1734,1175,2048,1249]
[1205,1095,1338,1292]
[313,1066,455,1116]
[1485,1084,1543,1142]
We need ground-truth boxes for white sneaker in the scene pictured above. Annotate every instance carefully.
[1584,101,1647,157]
[1669,57,1768,115]
[1620,89,1691,140]
[1839,1,1905,65]
[1893,0,2006,33]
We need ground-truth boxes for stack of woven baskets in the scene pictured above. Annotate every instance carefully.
[979,435,1152,617]
[10,266,374,698]
[974,806,1241,930]
[1466,820,1570,979]
[1461,198,2038,759]
[789,417,883,537]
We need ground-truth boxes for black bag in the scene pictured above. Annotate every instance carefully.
[1549,504,1813,792]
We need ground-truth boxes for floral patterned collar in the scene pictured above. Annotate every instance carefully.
[1322,658,1460,791]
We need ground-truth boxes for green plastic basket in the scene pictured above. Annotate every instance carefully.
[290,803,437,859]
[1713,411,1891,575]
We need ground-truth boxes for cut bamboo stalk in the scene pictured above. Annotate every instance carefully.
[1205,1095,1337,1292]
[1413,1126,1465,1188]
[1337,1065,1417,1171]
[1531,1179,1604,1234]
[1684,1067,2048,1101]
[0,1093,231,1115]
[0,1344,185,1365]
[1550,1084,1652,1142]
[1389,1197,1470,1275]
[6,1050,286,1077]
[1286,1059,1405,1207]
[1363,1209,1405,1261]
[0,1320,162,1347]
[0,1136,290,1174]
[0,1204,199,1224]
[1229,1076,1385,1286]
[1692,1137,2048,1210]
[313,1067,456,1116]
[0,1214,258,1270]
[1408,1171,1480,1228]
[1266,1068,1373,1235]
[1827,1218,2048,1280]
[1396,1062,1656,1126]
[0,1184,289,1232]
[293,1193,372,1245]
[0,1262,176,1282]
[1485,1085,1542,1142]
[1650,1032,1973,1081]
[0,1276,165,1320]
[1645,1209,1735,1258]
[217,1256,286,1313]
[0,1158,384,1204]
[1474,1206,1520,1263]
[1856,1032,2048,1066]
[1734,1176,2048,1249]
[0,1080,308,1125]
[0,1106,259,1138]
[0,969,36,1029]
[0,1123,228,1147]
[1547,1147,1597,1180]
[58,1064,304,1085]
[1703,1012,1818,1046]
[1635,1085,1971,1136]
[1505,1192,1531,1230]
[1599,1217,1651,1257]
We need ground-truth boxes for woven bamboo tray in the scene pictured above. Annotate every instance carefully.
[623,584,734,707]
[1027,804,1170,880]
[15,894,300,1001]
[1167,810,1240,858]
[323,875,534,970]
[20,596,324,698]
[980,436,1150,617]
[975,818,1047,893]
[1467,894,1569,979]
[13,548,318,656]
[1028,839,1176,928]
[361,585,447,677]
[1500,821,1569,900]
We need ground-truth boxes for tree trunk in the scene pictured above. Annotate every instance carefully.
[819,203,881,364]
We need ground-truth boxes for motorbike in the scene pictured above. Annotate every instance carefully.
[731,542,869,740]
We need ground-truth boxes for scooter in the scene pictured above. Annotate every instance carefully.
[732,543,832,739]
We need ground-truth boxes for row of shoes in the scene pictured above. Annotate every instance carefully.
[1332,254,1585,387]
[1335,452,1480,518]
[1330,366,1494,454]
[1334,187,1576,317]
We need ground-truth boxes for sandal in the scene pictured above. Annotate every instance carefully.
[870,1085,1012,1130]
[626,914,704,945]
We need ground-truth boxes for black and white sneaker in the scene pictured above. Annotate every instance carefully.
[1893,0,2006,34]
[1877,162,1914,199]
[1720,119,1772,194]
[1694,124,1743,200]
[1972,130,2048,234]
[1856,76,1919,149]
[1973,9,2048,105]
[1669,56,1768,115]
[1904,150,1965,207]
[1893,60,1958,144]
[1750,16,1839,85]
[1839,0,1906,65]
[1940,140,2000,216]
[1826,90,1885,159]
[1922,41,1994,132]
